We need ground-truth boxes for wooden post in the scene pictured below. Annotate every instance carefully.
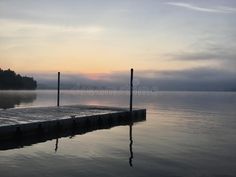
[129,68,134,167]
[130,68,133,112]
[57,72,60,107]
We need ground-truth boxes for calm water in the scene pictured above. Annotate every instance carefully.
[0,90,236,177]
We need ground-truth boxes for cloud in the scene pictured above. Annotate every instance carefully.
[0,19,105,37]
[164,36,236,70]
[167,50,236,61]
[166,2,236,14]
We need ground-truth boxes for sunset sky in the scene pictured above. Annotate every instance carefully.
[0,0,236,75]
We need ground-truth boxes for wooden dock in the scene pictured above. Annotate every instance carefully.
[0,105,146,144]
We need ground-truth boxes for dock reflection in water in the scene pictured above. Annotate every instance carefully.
[52,116,139,167]
[0,113,146,166]
[0,112,145,167]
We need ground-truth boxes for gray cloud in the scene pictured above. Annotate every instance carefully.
[167,50,236,61]
[165,36,236,70]
[166,2,236,14]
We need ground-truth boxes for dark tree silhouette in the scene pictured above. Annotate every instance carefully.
[0,69,37,90]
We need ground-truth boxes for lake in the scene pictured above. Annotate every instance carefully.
[0,90,236,177]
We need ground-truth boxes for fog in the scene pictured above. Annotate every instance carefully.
[28,68,236,91]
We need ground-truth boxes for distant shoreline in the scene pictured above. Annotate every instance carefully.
[0,69,37,90]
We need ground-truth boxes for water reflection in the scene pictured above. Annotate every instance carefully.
[0,91,36,109]
[55,138,59,152]
[129,121,133,167]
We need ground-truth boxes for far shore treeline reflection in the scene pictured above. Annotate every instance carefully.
[0,69,37,90]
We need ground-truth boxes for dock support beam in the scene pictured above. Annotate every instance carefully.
[129,68,134,167]
[57,72,60,107]
[130,68,133,112]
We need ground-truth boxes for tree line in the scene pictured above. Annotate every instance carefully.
[0,69,37,90]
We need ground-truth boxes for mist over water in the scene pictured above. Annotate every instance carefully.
[0,90,236,177]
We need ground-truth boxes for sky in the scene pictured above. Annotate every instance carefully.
[0,0,236,90]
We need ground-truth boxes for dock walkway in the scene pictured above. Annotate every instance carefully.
[0,105,146,141]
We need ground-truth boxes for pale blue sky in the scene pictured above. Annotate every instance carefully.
[0,0,236,73]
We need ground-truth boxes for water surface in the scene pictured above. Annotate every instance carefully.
[0,90,236,177]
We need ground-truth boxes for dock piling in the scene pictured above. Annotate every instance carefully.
[130,68,133,112]
[129,68,134,167]
[57,72,60,107]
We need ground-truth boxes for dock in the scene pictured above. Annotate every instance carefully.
[0,69,146,151]
[0,105,146,147]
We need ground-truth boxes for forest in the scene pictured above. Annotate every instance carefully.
[0,69,37,90]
